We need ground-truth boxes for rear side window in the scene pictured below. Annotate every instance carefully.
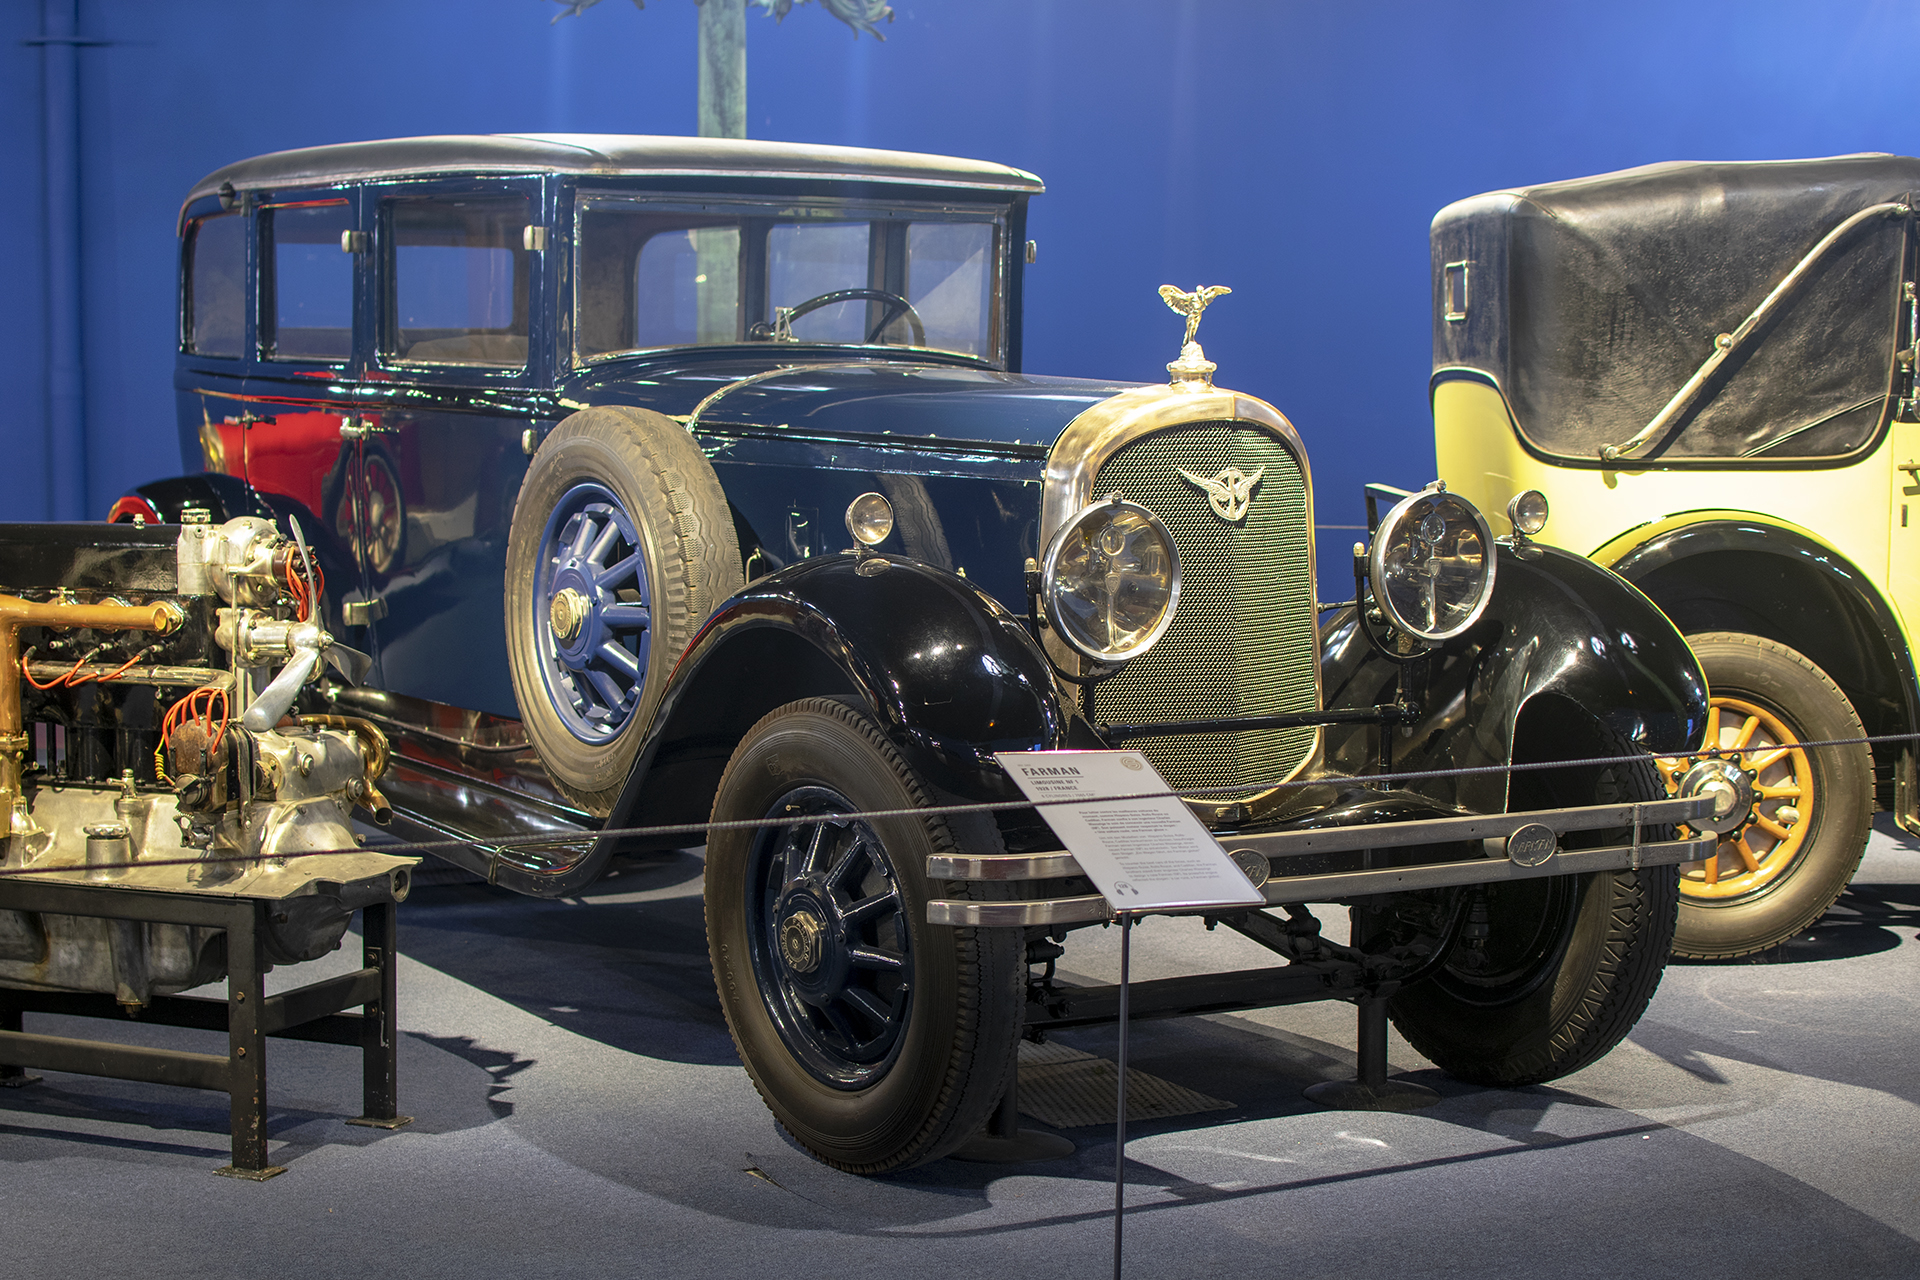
[185,213,246,357]
[388,196,532,367]
[265,203,354,362]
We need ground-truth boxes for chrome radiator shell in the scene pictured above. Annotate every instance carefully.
[1039,385,1322,796]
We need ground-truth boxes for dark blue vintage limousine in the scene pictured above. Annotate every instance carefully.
[108,134,1713,1171]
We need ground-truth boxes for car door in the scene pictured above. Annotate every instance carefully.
[347,177,552,715]
[1887,410,1920,631]
[213,187,371,605]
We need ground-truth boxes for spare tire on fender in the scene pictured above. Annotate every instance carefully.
[505,405,743,815]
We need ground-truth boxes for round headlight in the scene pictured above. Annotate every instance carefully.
[1042,496,1181,663]
[845,492,894,548]
[1507,489,1549,537]
[1369,487,1495,642]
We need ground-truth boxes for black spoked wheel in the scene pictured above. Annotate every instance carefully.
[707,698,1021,1172]
[746,788,917,1088]
[1389,717,1680,1086]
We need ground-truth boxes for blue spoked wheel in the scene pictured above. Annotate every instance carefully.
[506,406,742,815]
[746,787,914,1087]
[535,483,654,743]
[707,698,1022,1172]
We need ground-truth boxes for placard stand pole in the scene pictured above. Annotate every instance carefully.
[1112,909,1134,1280]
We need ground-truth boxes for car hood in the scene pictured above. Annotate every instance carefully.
[567,357,1138,458]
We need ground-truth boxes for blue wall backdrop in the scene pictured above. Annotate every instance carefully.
[4,0,1916,601]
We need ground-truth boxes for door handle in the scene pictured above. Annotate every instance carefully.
[1900,460,1920,476]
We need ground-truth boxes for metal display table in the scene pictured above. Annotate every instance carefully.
[0,877,409,1180]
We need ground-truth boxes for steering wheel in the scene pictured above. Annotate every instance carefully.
[752,288,926,346]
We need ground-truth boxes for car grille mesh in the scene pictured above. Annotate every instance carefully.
[1088,422,1318,794]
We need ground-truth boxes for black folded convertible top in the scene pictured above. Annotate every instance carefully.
[1431,154,1920,464]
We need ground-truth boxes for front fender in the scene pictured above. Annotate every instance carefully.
[1321,542,1708,814]
[600,554,1078,851]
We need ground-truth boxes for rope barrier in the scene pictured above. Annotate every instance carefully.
[0,725,1909,880]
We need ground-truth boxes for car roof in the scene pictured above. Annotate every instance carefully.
[183,133,1045,209]
[1446,151,1920,213]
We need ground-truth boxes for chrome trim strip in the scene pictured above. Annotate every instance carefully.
[927,852,1082,880]
[927,895,1110,927]
[1255,835,1713,905]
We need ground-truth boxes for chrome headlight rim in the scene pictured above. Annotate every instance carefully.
[1368,486,1496,643]
[1041,494,1182,664]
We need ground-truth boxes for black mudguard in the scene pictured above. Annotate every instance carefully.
[595,554,1081,863]
[1609,518,1920,743]
[1321,542,1709,815]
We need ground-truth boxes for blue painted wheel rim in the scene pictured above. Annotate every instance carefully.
[747,786,914,1089]
[535,482,653,744]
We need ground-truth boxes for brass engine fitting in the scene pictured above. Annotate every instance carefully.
[297,714,393,825]
[0,594,183,850]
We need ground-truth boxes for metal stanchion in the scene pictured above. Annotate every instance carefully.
[1113,909,1134,1280]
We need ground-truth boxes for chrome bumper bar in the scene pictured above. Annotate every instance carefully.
[927,794,1715,927]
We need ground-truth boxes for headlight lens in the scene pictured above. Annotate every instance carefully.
[1507,489,1549,537]
[1042,496,1181,662]
[1369,488,1495,641]
[844,492,895,547]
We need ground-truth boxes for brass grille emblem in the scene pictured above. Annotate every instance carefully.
[1179,466,1264,522]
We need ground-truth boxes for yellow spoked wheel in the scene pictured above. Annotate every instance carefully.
[1662,633,1870,960]
[1656,696,1812,901]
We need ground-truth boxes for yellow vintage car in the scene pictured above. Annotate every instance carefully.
[1433,153,1920,958]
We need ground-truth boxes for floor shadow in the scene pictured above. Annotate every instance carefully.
[395,848,739,1068]
[1671,883,1920,967]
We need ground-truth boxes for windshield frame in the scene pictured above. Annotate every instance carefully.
[570,189,1011,370]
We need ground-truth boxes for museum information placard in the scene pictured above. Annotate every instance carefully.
[995,750,1266,912]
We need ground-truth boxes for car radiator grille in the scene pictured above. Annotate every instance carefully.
[1087,422,1318,795]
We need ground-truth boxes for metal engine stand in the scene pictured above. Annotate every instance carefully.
[0,880,410,1180]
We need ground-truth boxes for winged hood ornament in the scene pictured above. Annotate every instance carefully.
[1159,284,1231,389]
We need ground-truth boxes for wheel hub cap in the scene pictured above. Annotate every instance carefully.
[779,907,827,974]
[1678,758,1757,836]
[549,588,590,641]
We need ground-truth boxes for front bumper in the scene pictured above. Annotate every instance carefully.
[928,794,1716,926]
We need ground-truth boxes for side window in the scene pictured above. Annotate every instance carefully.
[265,203,354,362]
[906,222,993,357]
[389,196,531,367]
[184,213,246,357]
[767,222,871,342]
[633,226,741,348]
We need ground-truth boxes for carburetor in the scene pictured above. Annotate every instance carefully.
[0,515,412,1011]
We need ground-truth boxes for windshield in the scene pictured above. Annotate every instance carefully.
[575,196,1004,365]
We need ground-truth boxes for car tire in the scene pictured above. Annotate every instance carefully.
[1661,633,1870,960]
[705,697,1022,1173]
[1388,720,1679,1086]
[505,406,742,815]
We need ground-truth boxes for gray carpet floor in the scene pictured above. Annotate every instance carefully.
[5,817,1918,1279]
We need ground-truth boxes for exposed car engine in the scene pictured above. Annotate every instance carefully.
[0,514,413,1010]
